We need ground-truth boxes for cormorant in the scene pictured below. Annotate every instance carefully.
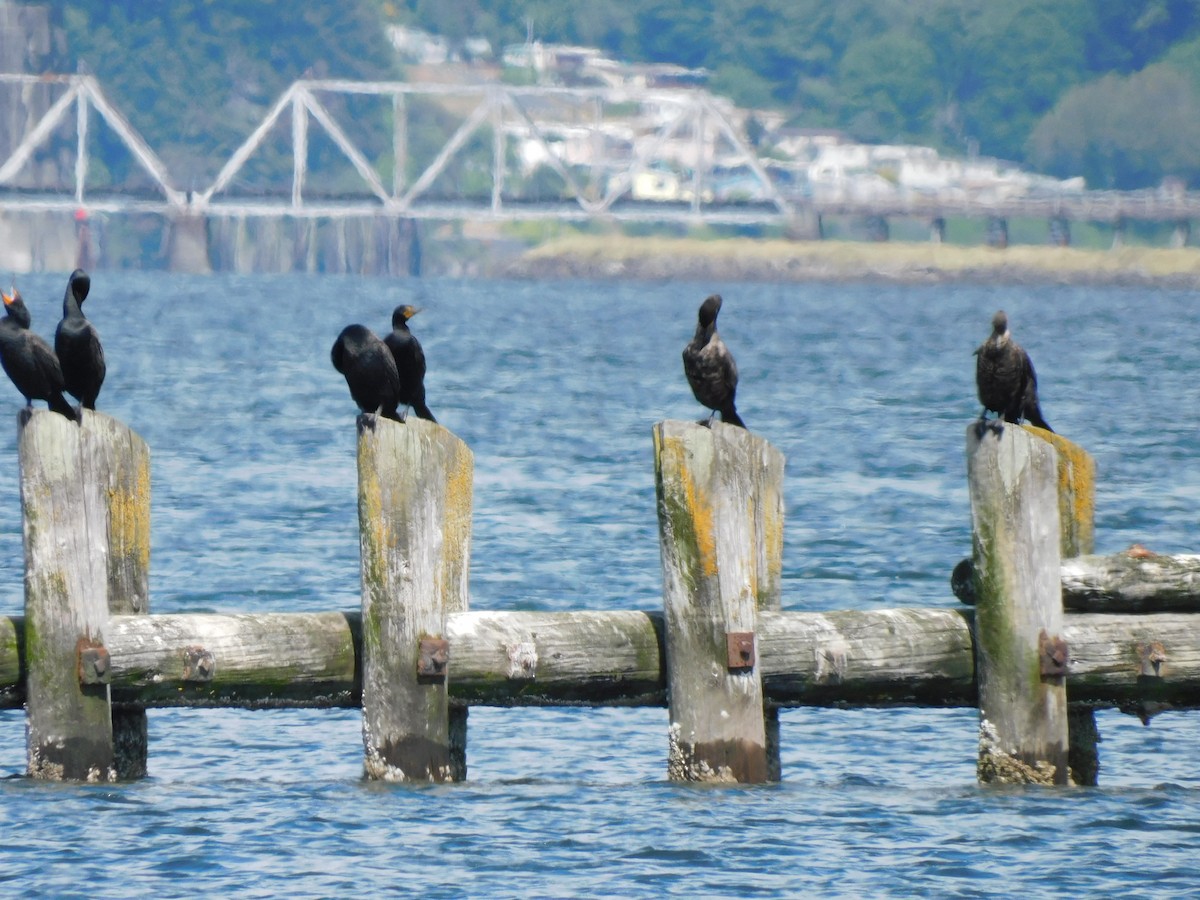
[331,324,403,422]
[383,304,435,422]
[682,293,746,429]
[974,309,1052,433]
[54,268,105,411]
[0,288,78,421]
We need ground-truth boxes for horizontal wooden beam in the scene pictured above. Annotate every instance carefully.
[0,606,1196,713]
[1062,552,1200,613]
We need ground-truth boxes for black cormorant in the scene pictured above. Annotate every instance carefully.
[383,304,436,423]
[331,324,402,422]
[974,309,1052,433]
[682,293,746,429]
[54,268,105,411]
[0,288,77,421]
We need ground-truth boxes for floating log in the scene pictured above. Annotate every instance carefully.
[967,423,1069,785]
[357,416,472,782]
[653,420,782,784]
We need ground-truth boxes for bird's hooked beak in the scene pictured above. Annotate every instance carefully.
[405,306,422,320]
[2,287,14,306]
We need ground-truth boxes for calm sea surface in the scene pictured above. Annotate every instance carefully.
[0,271,1198,897]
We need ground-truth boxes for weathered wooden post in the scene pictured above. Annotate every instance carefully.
[1038,429,1098,785]
[20,410,116,780]
[85,411,152,778]
[653,419,784,783]
[967,423,1069,785]
[357,416,472,782]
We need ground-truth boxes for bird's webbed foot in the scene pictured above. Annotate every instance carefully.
[356,412,378,433]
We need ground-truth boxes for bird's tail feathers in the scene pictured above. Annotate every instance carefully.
[720,405,747,429]
[413,403,437,423]
[1025,405,1053,433]
[49,393,79,423]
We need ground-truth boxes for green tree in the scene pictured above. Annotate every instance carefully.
[58,1,398,184]
[837,33,936,143]
[1027,65,1200,188]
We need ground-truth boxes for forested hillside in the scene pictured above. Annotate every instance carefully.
[55,2,398,181]
[44,0,1200,190]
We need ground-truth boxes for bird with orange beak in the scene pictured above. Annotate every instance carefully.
[0,286,78,421]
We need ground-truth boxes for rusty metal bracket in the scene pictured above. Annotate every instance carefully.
[726,632,755,672]
[77,638,111,686]
[182,646,216,682]
[417,637,450,682]
[1138,641,1167,679]
[1039,630,1069,678]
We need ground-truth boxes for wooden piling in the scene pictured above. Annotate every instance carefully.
[967,423,1069,785]
[19,410,115,780]
[653,419,783,783]
[357,416,472,782]
[84,411,152,778]
[1036,427,1098,784]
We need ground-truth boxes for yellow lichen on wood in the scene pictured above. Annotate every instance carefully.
[678,445,718,580]
[439,438,474,610]
[1022,425,1095,557]
[758,488,784,609]
[356,432,394,594]
[106,455,151,571]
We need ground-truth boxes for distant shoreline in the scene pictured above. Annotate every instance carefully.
[501,236,1200,288]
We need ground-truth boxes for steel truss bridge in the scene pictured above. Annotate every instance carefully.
[0,72,1198,231]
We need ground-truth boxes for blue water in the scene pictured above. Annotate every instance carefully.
[0,272,1198,897]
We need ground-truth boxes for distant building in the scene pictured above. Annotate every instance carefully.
[388,25,491,64]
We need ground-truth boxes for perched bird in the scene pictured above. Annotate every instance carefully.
[383,304,436,423]
[974,309,1052,433]
[55,268,105,411]
[0,287,77,421]
[331,324,402,422]
[682,293,745,429]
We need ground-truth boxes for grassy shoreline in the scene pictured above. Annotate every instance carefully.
[505,235,1200,287]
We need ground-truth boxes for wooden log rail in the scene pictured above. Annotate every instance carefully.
[1,607,1198,710]
[7,411,1199,786]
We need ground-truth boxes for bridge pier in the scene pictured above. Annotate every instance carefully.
[166,212,212,274]
[1111,218,1127,250]
[986,217,1008,249]
[1172,220,1191,248]
[1049,216,1070,247]
[865,215,889,242]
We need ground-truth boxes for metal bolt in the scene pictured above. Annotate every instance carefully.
[77,640,111,685]
[417,637,450,682]
[1039,630,1069,678]
[726,632,755,672]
